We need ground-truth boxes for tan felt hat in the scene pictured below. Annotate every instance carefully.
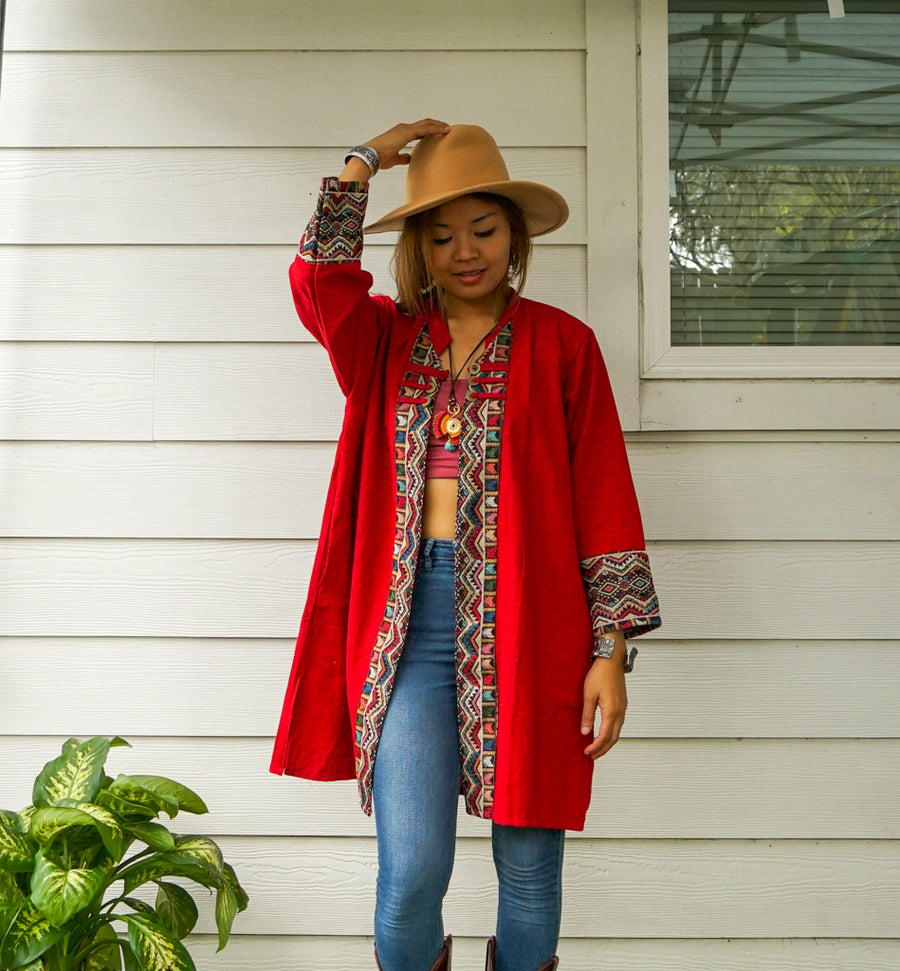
[363,124,569,237]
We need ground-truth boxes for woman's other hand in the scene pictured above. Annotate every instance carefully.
[581,633,628,760]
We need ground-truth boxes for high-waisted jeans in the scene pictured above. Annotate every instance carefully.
[372,537,565,971]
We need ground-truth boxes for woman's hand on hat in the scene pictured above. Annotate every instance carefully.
[364,119,451,172]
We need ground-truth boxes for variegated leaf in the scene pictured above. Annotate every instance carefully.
[0,865,26,917]
[71,804,125,859]
[156,882,198,940]
[213,863,248,952]
[0,811,36,873]
[17,806,36,834]
[85,923,124,971]
[31,850,108,928]
[222,862,249,912]
[161,836,223,874]
[122,913,195,971]
[0,897,65,969]
[96,789,162,824]
[214,880,239,952]
[124,778,207,816]
[122,938,140,971]
[122,898,155,915]
[121,857,218,897]
[32,738,113,808]
[128,822,175,853]
[30,805,123,860]
[106,778,179,819]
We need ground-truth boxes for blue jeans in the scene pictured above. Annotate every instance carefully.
[372,537,565,971]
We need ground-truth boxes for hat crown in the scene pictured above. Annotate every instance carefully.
[405,125,510,207]
[362,123,569,236]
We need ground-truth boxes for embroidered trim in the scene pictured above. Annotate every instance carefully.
[579,550,661,640]
[454,322,512,819]
[354,328,435,814]
[354,319,514,820]
[298,178,368,264]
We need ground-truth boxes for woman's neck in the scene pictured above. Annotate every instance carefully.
[442,283,511,330]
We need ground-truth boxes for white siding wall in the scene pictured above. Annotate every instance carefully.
[1,1,898,968]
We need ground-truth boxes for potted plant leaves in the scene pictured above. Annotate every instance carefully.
[0,736,248,971]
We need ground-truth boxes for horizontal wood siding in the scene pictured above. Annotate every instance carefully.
[0,149,586,244]
[1,1,897,967]
[5,736,899,840]
[0,52,586,147]
[111,836,900,937]
[0,245,587,339]
[1,440,896,539]
[2,639,898,739]
[2,539,898,638]
[4,0,586,51]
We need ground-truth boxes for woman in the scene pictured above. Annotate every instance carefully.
[271,120,661,971]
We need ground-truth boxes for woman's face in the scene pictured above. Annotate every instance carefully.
[423,195,512,311]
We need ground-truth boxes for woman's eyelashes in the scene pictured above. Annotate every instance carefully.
[431,228,496,246]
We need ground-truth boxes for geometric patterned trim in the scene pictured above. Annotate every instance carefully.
[298,177,368,264]
[453,321,512,819]
[353,315,515,820]
[354,324,436,815]
[579,549,662,642]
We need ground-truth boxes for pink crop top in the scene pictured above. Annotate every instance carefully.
[425,376,468,477]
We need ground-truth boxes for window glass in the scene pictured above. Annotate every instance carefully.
[669,2,900,345]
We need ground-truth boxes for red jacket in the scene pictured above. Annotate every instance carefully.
[271,178,661,830]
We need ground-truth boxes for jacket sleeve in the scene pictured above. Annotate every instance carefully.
[565,327,661,665]
[290,177,390,397]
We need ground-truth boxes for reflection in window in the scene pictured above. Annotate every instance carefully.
[669,2,900,345]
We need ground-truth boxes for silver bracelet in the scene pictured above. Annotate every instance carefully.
[591,634,638,672]
[344,145,380,177]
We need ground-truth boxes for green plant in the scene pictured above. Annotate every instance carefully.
[0,736,248,971]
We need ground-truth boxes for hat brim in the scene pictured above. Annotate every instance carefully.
[362,179,569,237]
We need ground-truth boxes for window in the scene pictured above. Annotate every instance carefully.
[668,2,900,348]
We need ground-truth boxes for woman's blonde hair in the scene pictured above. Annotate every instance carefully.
[392,193,532,318]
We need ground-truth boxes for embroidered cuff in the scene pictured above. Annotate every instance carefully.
[298,177,369,264]
[580,550,661,644]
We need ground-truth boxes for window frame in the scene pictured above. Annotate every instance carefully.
[640,0,900,382]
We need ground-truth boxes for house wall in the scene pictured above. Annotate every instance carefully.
[1,1,898,968]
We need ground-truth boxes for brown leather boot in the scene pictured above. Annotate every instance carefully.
[485,935,559,971]
[430,936,452,971]
[376,935,452,970]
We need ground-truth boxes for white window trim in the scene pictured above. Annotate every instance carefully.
[639,0,900,381]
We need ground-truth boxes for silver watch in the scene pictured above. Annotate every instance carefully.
[590,635,618,660]
[591,634,638,672]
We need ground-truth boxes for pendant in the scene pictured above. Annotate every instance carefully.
[433,409,462,450]
[433,394,463,450]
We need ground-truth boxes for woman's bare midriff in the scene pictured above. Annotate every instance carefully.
[422,477,458,540]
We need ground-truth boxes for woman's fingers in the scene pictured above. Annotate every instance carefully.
[581,693,598,737]
[584,711,623,759]
[366,119,451,170]
[581,663,628,759]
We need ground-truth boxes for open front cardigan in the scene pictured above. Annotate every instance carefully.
[270,178,661,831]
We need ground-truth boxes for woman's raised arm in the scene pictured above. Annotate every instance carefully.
[290,120,450,397]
